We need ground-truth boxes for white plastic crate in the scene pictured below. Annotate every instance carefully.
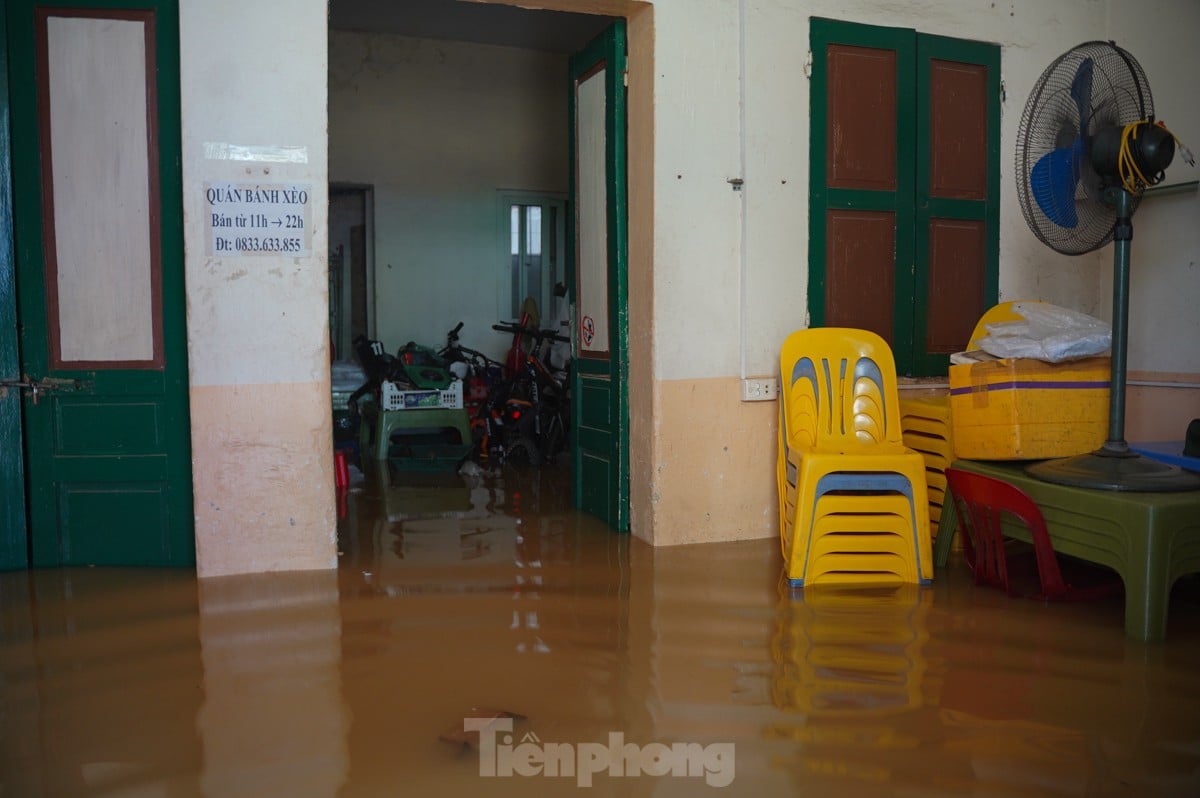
[381,379,463,411]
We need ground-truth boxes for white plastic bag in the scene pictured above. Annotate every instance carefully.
[976,301,1111,363]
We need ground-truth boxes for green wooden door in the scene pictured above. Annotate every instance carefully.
[0,8,28,570]
[7,0,193,567]
[568,22,629,531]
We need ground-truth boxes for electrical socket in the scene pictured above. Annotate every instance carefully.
[741,377,778,402]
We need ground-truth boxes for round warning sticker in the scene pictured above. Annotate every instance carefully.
[581,315,595,347]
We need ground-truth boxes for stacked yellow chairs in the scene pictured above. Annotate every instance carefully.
[898,395,955,534]
[777,328,933,587]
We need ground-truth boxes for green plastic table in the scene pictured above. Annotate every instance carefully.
[934,459,1200,642]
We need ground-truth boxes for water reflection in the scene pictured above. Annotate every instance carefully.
[196,570,348,797]
[0,568,204,796]
[765,581,930,793]
[335,461,640,796]
[771,582,929,717]
[926,582,1200,797]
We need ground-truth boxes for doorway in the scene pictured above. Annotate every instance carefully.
[327,0,634,528]
[328,185,374,362]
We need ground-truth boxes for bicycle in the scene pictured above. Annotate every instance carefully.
[438,322,493,372]
[491,321,571,466]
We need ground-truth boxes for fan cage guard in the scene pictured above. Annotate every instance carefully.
[1015,40,1153,255]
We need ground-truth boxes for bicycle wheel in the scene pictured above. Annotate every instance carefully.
[505,435,540,466]
[540,410,565,465]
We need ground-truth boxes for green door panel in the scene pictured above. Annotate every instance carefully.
[8,0,193,567]
[0,6,28,570]
[53,400,163,453]
[57,482,174,565]
[808,17,916,336]
[569,22,629,531]
[809,18,917,369]
[577,377,614,428]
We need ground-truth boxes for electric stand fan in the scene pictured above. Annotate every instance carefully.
[1014,40,1200,491]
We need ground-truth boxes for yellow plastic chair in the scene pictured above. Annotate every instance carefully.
[777,328,933,587]
[899,395,956,528]
[808,515,921,586]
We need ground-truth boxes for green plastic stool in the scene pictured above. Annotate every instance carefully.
[359,402,473,462]
[935,459,1200,642]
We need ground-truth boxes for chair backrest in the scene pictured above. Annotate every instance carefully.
[943,467,1067,598]
[779,328,904,453]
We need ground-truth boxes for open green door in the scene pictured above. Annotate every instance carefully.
[7,0,193,567]
[0,8,28,570]
[568,22,629,532]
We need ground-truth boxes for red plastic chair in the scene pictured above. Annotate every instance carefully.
[943,467,1122,601]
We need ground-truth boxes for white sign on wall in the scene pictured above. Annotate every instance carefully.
[204,181,312,256]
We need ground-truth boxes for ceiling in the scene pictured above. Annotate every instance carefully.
[328,0,616,54]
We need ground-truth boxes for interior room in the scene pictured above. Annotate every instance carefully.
[3,0,1200,794]
[326,0,611,367]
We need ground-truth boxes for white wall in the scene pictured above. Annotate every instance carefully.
[328,31,568,362]
[1105,0,1200,375]
[649,0,744,380]
[650,0,1133,384]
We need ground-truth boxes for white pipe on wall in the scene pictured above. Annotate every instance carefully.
[737,0,749,381]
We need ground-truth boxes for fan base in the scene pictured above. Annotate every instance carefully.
[1026,447,1200,492]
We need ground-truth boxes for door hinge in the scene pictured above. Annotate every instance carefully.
[804,51,813,79]
[623,69,628,88]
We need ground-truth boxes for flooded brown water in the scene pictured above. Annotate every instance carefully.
[3,460,1200,796]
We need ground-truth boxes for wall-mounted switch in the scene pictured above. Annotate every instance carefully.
[741,377,778,402]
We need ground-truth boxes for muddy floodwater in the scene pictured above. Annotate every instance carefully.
[4,461,1200,796]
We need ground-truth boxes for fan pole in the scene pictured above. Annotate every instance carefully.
[1102,188,1133,454]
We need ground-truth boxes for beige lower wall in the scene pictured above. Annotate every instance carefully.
[1126,376,1200,443]
[191,382,337,578]
[639,377,778,546]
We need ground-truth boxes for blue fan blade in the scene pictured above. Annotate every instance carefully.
[1070,57,1094,135]
[1031,145,1079,228]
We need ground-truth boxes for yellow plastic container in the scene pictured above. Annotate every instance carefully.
[948,356,1110,460]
